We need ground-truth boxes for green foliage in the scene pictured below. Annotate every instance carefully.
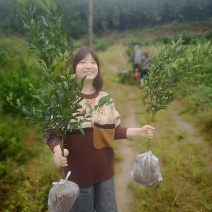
[142,38,212,116]
[55,0,87,39]
[206,30,212,40]
[2,0,212,38]
[115,69,136,85]
[11,0,112,160]
[0,37,44,114]
[15,0,72,75]
[157,33,207,45]
[124,38,149,65]
[173,34,206,45]
[176,61,212,142]
[0,115,57,211]
[93,38,113,52]
[0,115,40,173]
[179,83,212,113]
[130,105,212,211]
[126,38,144,49]
[5,179,48,211]
[0,54,44,114]
[125,46,134,66]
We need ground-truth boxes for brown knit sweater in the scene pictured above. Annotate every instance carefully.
[47,90,127,188]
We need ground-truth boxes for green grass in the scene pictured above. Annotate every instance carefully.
[128,104,212,211]
[0,113,59,211]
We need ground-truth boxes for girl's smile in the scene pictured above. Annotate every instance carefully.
[76,54,98,81]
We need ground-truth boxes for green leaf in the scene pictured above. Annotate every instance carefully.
[78,128,85,136]
[17,99,21,107]
[32,0,51,13]
[33,95,46,106]
[41,16,48,26]
[22,106,32,116]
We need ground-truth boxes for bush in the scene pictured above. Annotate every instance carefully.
[93,38,113,52]
[0,47,45,114]
[0,115,41,177]
[177,60,212,114]
[171,33,206,45]
[115,69,136,85]
[0,113,59,211]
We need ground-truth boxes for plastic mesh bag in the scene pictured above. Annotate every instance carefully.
[48,171,79,212]
[130,150,163,187]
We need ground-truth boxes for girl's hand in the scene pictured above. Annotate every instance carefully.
[139,125,155,138]
[126,125,155,138]
[53,145,69,167]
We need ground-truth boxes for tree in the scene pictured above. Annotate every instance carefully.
[88,0,93,47]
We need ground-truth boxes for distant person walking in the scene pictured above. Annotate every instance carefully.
[140,52,151,88]
[133,45,142,79]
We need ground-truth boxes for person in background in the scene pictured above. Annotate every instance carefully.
[140,52,151,88]
[46,47,155,212]
[133,45,142,79]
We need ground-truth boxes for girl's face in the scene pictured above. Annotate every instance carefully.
[75,53,98,82]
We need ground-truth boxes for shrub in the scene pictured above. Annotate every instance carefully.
[93,38,113,52]
[0,48,44,114]
[0,113,57,211]
[0,115,41,177]
[115,69,136,85]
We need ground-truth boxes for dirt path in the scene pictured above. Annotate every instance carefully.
[114,89,139,212]
[102,53,140,211]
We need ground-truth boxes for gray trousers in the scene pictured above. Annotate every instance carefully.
[70,177,118,212]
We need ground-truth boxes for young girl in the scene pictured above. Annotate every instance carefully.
[47,47,155,212]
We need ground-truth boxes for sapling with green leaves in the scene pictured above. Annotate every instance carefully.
[141,38,212,148]
[143,38,212,117]
[10,0,112,178]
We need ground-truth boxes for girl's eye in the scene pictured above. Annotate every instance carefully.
[80,61,85,64]
[92,61,96,64]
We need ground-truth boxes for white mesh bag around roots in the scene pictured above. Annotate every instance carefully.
[130,150,163,187]
[48,171,79,212]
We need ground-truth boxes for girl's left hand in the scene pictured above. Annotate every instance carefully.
[139,125,155,138]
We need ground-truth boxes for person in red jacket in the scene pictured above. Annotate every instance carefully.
[46,47,155,212]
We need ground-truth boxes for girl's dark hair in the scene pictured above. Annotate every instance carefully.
[72,47,103,91]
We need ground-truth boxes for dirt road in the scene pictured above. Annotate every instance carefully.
[114,89,140,212]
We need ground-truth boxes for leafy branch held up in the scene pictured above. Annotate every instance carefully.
[143,38,212,117]
[10,0,112,178]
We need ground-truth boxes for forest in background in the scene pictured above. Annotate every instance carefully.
[1,0,212,39]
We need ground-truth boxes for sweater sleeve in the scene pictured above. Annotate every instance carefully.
[114,125,128,139]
